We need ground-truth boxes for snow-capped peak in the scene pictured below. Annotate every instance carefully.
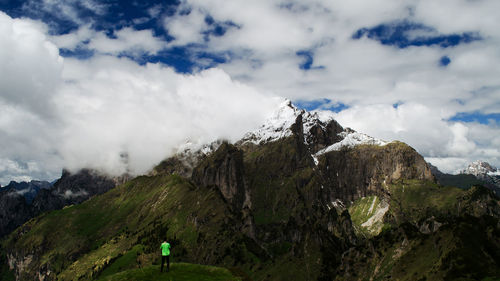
[239,100,302,144]
[239,99,391,155]
[240,99,337,145]
[461,160,498,177]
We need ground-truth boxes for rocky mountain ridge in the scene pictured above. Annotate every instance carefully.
[0,169,117,238]
[0,180,52,204]
[429,161,500,196]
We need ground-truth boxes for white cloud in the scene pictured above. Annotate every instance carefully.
[0,12,280,184]
[57,56,280,176]
[50,24,94,50]
[50,26,165,56]
[88,27,165,56]
[164,4,207,46]
[0,11,63,116]
[22,0,109,25]
[334,103,500,174]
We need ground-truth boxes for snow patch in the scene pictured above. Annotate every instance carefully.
[240,100,300,144]
[312,154,319,165]
[315,130,390,156]
[367,196,377,214]
[489,170,500,176]
[461,160,498,176]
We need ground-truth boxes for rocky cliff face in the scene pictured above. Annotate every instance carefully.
[183,104,434,278]
[318,142,434,203]
[0,190,33,237]
[192,142,247,211]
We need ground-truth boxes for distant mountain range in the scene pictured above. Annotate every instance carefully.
[0,169,119,237]
[0,180,52,204]
[429,160,500,196]
[1,100,499,281]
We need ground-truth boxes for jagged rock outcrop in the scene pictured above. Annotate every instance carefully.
[318,142,434,203]
[0,181,52,204]
[192,142,247,211]
[305,118,344,153]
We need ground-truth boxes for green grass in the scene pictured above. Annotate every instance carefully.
[387,179,465,223]
[96,263,241,281]
[349,196,387,236]
[3,174,242,280]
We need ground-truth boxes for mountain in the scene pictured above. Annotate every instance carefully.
[2,100,499,281]
[429,161,500,196]
[0,181,52,237]
[461,161,500,195]
[0,169,117,238]
[461,160,499,177]
[0,180,52,204]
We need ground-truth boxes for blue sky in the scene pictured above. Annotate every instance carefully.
[0,0,499,183]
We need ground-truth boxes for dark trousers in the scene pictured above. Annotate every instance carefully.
[161,255,170,272]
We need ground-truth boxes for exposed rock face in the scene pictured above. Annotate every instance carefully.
[192,142,247,211]
[318,142,434,203]
[305,118,344,153]
[0,189,33,237]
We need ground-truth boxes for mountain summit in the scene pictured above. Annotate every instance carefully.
[461,160,499,177]
[239,99,389,152]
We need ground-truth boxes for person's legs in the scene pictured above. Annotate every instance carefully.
[166,255,170,271]
[161,256,166,272]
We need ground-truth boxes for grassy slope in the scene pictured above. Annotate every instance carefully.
[96,263,241,281]
[3,174,246,280]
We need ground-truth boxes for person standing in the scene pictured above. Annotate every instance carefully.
[160,239,171,272]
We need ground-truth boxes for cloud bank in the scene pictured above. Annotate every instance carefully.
[0,11,280,184]
[1,0,500,183]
